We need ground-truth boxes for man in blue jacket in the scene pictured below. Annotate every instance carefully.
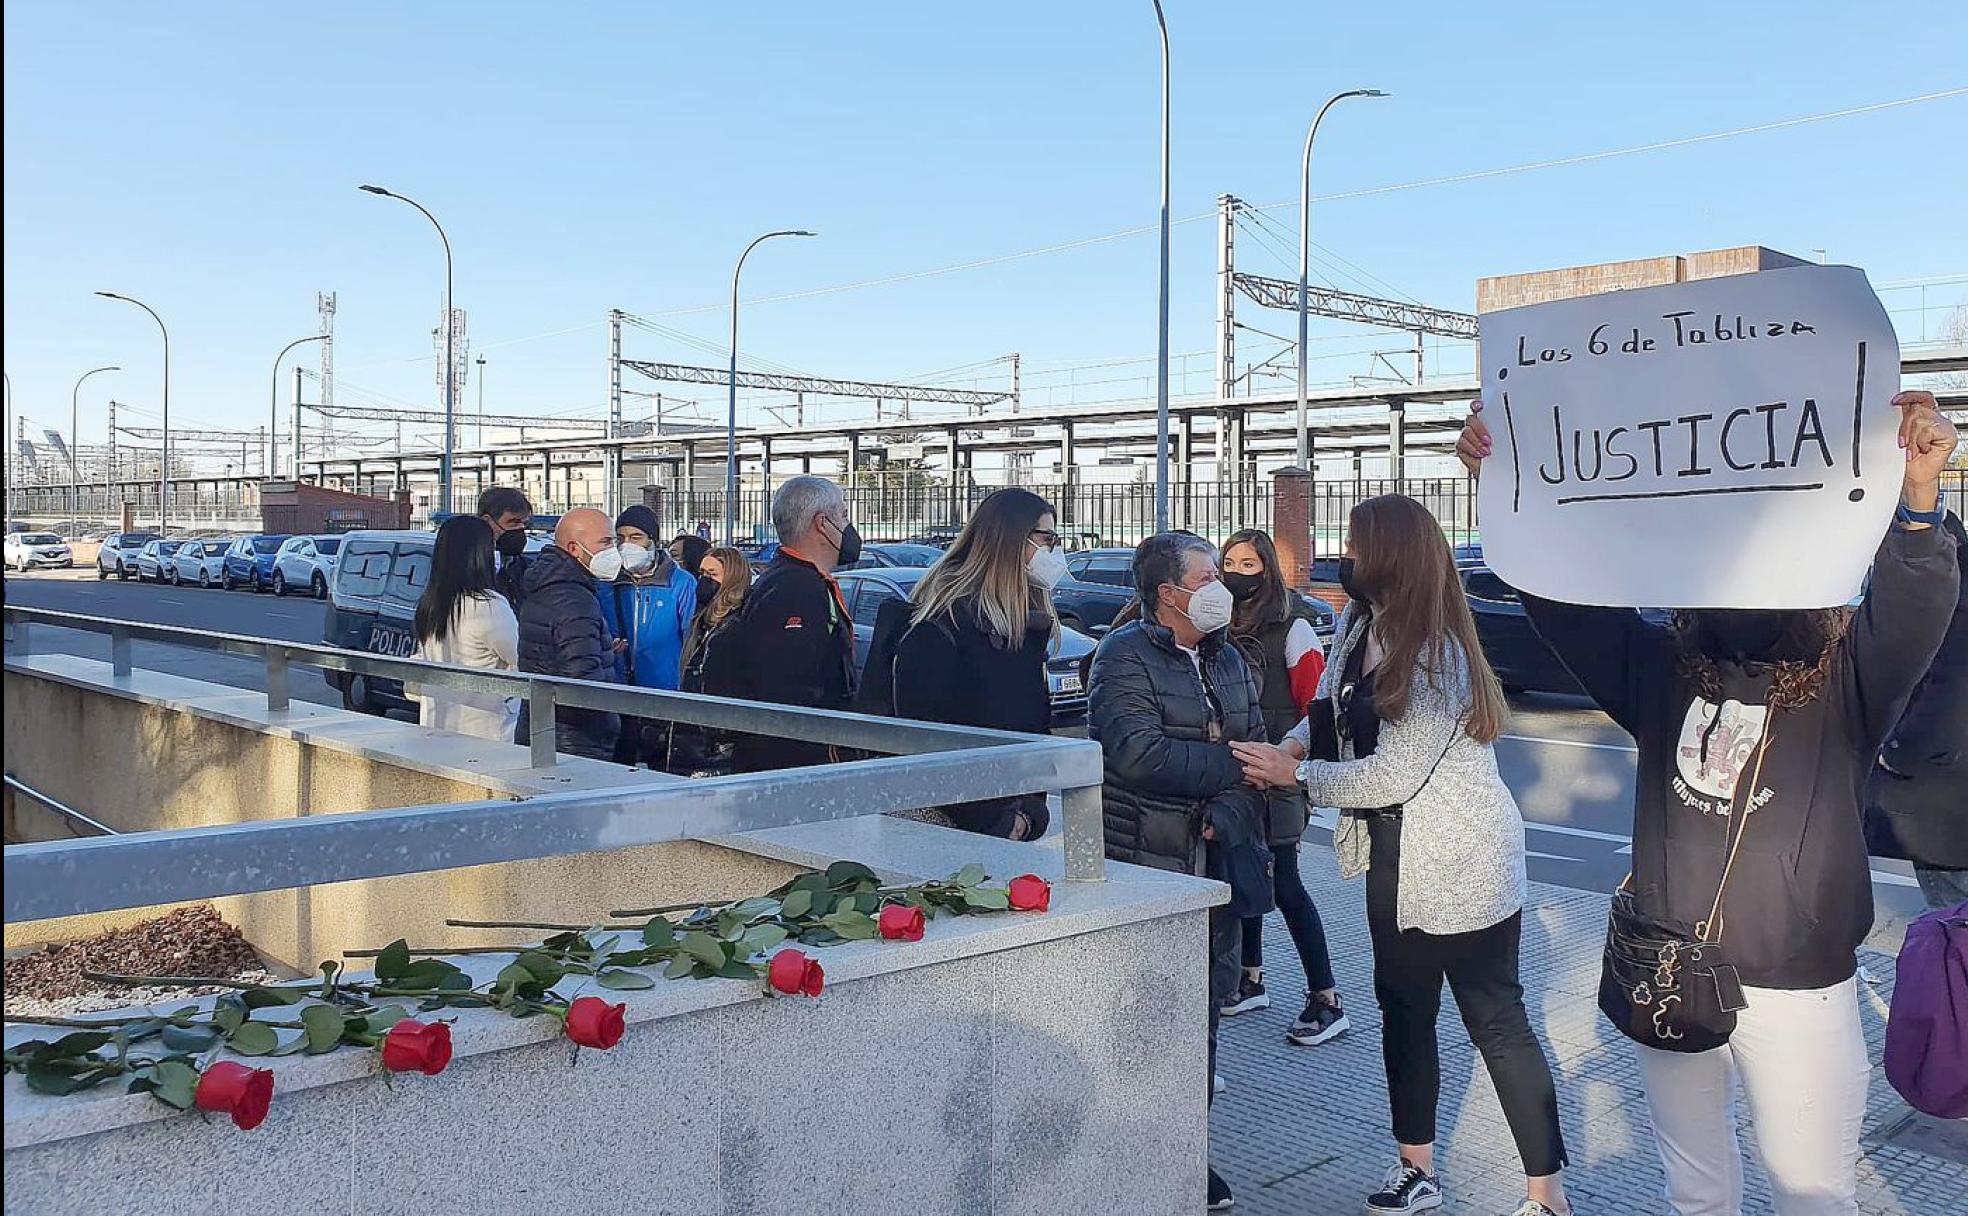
[598,504,698,766]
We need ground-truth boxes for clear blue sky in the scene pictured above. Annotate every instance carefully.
[5,1,1966,450]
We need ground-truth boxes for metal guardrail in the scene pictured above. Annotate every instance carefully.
[4,774,117,837]
[1,606,1108,923]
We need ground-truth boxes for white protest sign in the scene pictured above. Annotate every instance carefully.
[1476,264,1900,609]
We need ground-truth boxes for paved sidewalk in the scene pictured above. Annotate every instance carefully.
[1209,848,1961,1215]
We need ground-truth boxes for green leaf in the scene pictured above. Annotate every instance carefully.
[679,932,727,969]
[49,1031,112,1057]
[243,984,307,1008]
[152,1060,198,1110]
[965,887,1011,911]
[160,1024,222,1054]
[779,888,814,920]
[825,860,880,890]
[301,1005,344,1054]
[596,969,656,991]
[374,940,412,981]
[212,998,248,1034]
[717,959,761,980]
[515,951,565,987]
[663,954,696,980]
[640,918,677,949]
[821,910,878,941]
[953,863,989,889]
[227,1022,279,1056]
[726,897,779,923]
[494,963,535,990]
[394,958,464,990]
[363,1006,411,1033]
[269,1030,310,1057]
[25,1062,96,1096]
[738,924,789,956]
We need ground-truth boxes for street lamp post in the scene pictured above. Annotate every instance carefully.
[270,335,328,479]
[3,371,13,527]
[724,229,815,543]
[95,293,169,533]
[69,365,119,530]
[359,185,456,513]
[1151,0,1172,532]
[1295,88,1388,469]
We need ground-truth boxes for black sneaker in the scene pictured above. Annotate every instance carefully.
[1220,975,1269,1017]
[1207,1167,1234,1211]
[1365,1160,1442,1214]
[1286,992,1351,1045]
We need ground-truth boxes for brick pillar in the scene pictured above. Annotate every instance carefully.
[1272,466,1313,589]
[392,489,412,529]
[640,484,665,537]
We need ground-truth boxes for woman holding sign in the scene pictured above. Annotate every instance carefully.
[1233,496,1570,1216]
[1457,390,1960,1216]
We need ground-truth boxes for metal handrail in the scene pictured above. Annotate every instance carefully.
[4,774,117,838]
[1,605,1110,922]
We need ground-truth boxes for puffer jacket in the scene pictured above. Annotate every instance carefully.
[1087,618,1271,880]
[517,544,618,744]
[597,554,698,691]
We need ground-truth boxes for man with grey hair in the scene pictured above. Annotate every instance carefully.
[702,475,861,771]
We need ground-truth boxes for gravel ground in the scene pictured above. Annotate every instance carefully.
[4,906,277,1018]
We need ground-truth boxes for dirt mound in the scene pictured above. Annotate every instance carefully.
[5,906,270,1012]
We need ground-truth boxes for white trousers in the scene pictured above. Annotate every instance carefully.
[1634,976,1870,1216]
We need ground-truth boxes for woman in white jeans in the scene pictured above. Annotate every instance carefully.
[412,514,521,744]
[1458,392,1961,1214]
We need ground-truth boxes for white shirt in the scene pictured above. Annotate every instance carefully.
[414,591,521,744]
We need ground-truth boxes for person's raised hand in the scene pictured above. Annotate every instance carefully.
[1455,399,1493,478]
[1230,740,1299,789]
[1895,390,1959,515]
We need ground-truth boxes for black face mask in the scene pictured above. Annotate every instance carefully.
[495,529,528,559]
[1691,610,1819,664]
[1337,557,1370,604]
[1221,570,1265,602]
[824,518,862,569]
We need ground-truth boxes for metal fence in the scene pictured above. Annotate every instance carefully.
[1,606,1107,924]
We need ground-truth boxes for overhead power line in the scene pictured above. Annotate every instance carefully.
[621,360,1012,408]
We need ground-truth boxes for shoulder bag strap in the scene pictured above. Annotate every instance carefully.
[1697,715,1778,944]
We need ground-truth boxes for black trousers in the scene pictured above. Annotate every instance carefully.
[1207,901,1241,1104]
[1366,815,1567,1177]
[1240,839,1338,992]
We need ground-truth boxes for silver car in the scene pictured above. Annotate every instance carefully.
[271,534,343,599]
[134,538,184,582]
[5,532,71,570]
[167,538,229,588]
[97,531,159,580]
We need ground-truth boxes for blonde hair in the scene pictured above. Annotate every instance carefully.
[910,488,1057,647]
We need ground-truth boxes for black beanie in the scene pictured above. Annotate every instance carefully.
[615,504,661,540]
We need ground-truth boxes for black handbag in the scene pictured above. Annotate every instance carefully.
[1598,722,1774,1053]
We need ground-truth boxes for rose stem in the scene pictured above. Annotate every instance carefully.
[443,919,647,932]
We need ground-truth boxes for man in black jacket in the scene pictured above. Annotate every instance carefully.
[1866,509,1968,908]
[516,507,620,761]
[479,485,533,609]
[1086,530,1272,1213]
[701,475,859,771]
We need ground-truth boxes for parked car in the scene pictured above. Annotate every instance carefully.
[322,530,431,714]
[5,531,72,571]
[902,527,965,549]
[838,542,943,572]
[220,534,291,591]
[133,538,184,582]
[271,535,343,599]
[838,568,1096,723]
[167,538,230,588]
[95,531,159,580]
[1052,548,1139,634]
[1459,563,1671,696]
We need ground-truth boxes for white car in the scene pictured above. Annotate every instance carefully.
[96,531,160,580]
[271,534,343,599]
[6,532,72,570]
[167,538,230,587]
[133,538,184,581]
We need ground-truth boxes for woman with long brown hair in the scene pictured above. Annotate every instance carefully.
[1234,494,1569,1216]
[889,487,1064,840]
[667,545,750,774]
[1215,528,1349,1047]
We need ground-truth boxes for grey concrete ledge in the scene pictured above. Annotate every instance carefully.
[5,654,672,797]
[4,816,1221,1150]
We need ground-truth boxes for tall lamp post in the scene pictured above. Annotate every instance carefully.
[1295,88,1388,469]
[3,371,13,527]
[95,293,169,533]
[359,185,456,513]
[69,365,119,530]
[270,335,327,478]
[1151,0,1172,532]
[724,229,815,542]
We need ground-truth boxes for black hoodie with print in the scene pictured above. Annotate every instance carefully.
[1523,523,1958,989]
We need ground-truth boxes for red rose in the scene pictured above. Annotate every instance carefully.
[193,1061,275,1131]
[877,904,926,942]
[1007,874,1051,912]
[766,948,825,997]
[564,996,626,1050]
[380,1019,453,1076]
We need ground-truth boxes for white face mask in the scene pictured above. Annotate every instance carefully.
[1027,544,1069,590]
[618,542,655,573]
[1173,578,1234,634]
[585,545,623,580]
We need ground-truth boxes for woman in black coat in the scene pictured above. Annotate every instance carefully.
[889,488,1069,840]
